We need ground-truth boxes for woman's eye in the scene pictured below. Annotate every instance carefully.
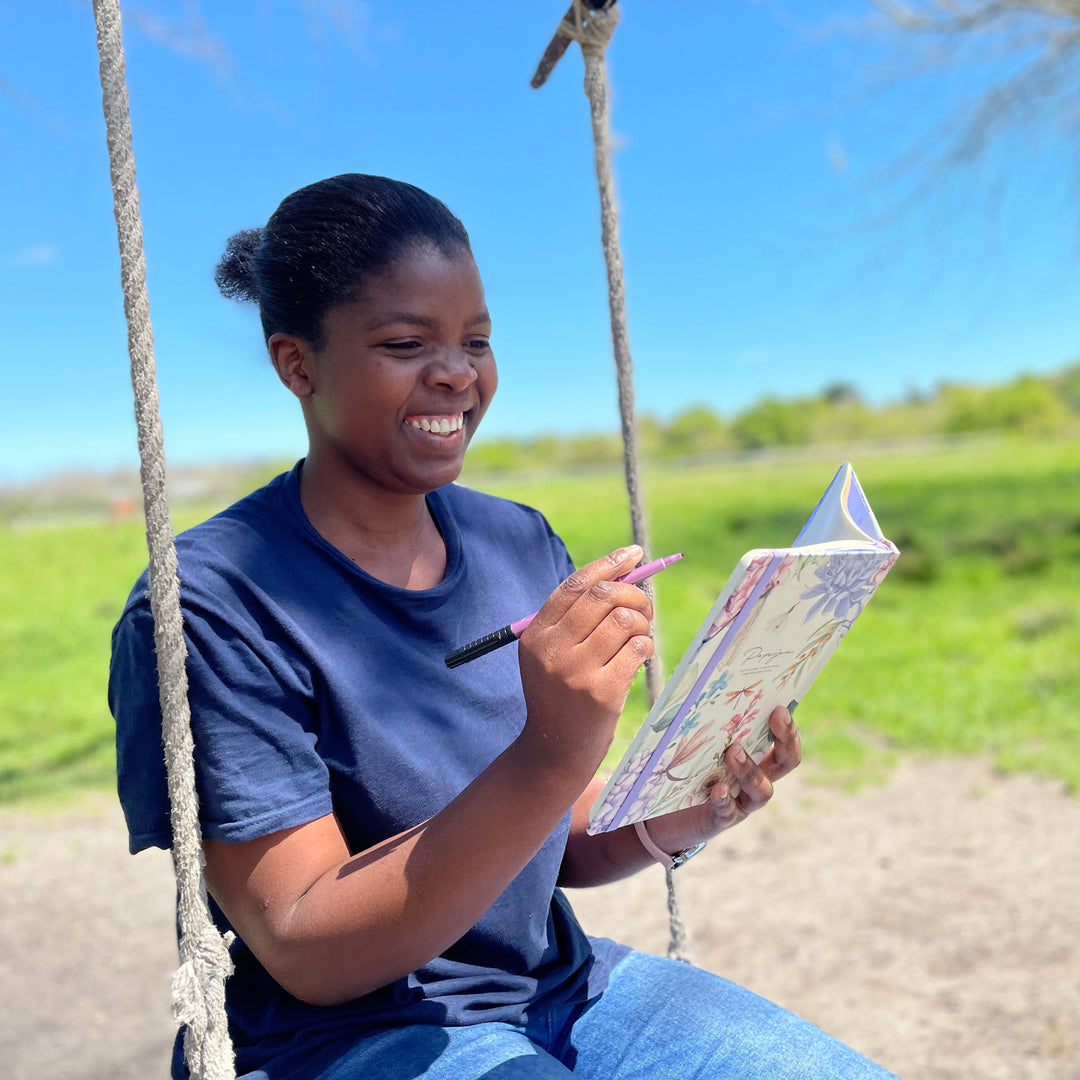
[466,338,491,351]
[383,340,423,352]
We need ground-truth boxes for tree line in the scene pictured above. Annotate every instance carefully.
[465,362,1080,474]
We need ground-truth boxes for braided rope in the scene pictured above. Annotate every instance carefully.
[575,8,664,706]
[583,39,692,965]
[91,2,236,1075]
[536,1,692,962]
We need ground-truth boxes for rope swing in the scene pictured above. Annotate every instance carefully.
[91,1,686,1072]
[531,0,690,962]
[91,2,236,1077]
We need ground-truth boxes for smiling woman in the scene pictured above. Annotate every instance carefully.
[108,174,895,1080]
[215,178,496,586]
[268,243,496,585]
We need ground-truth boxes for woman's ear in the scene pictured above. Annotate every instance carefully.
[269,333,315,399]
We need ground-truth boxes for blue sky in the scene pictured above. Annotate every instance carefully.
[2,0,1077,485]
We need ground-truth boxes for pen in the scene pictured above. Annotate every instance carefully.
[444,553,684,669]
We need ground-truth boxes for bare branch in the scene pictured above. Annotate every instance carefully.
[874,0,1080,34]
[123,0,235,85]
[861,0,1080,208]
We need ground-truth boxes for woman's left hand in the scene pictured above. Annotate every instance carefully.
[643,706,801,855]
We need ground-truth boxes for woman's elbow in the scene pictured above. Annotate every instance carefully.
[259,941,387,1007]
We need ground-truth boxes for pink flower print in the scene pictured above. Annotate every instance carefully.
[764,552,797,595]
[723,710,756,742]
[871,552,898,587]
[705,553,774,641]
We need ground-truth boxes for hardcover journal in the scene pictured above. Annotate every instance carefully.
[589,463,900,834]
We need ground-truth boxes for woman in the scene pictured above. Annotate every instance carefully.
[110,174,898,1079]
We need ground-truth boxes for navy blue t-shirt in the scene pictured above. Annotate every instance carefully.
[109,464,629,1077]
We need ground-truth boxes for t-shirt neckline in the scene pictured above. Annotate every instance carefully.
[281,461,465,602]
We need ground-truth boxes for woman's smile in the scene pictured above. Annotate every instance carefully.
[403,410,468,435]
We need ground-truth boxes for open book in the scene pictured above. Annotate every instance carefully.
[588,463,899,835]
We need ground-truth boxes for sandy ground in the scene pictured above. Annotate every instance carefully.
[2,755,1078,1080]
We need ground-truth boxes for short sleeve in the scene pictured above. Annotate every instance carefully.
[547,526,576,580]
[514,497,575,581]
[110,586,333,854]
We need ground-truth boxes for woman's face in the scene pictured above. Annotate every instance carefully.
[286,243,497,497]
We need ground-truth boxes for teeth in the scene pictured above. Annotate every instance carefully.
[406,414,464,435]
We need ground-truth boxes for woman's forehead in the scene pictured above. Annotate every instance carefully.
[325,247,489,334]
[352,245,485,307]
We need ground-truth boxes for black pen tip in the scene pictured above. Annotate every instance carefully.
[445,624,518,668]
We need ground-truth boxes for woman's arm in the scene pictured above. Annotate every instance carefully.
[558,706,801,888]
[203,546,654,1007]
[205,736,583,1006]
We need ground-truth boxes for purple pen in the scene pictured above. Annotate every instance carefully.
[444,553,683,669]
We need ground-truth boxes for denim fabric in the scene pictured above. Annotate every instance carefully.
[243,950,900,1079]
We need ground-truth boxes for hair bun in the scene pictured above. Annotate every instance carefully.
[214,227,263,303]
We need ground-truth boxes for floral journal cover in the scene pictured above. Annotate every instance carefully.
[588,463,899,835]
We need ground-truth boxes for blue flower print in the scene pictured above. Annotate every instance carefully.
[801,557,879,622]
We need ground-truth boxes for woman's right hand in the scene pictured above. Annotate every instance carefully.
[515,546,654,786]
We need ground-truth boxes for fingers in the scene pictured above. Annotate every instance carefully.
[530,546,655,666]
[516,548,656,779]
[655,709,802,845]
[719,740,775,816]
[758,706,801,781]
[537,546,646,627]
[600,609,655,683]
[570,577,654,658]
[712,708,800,818]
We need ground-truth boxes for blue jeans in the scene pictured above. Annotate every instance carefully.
[279,951,900,1080]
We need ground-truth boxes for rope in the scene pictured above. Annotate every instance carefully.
[91,2,236,1076]
[571,3,664,706]
[532,0,691,962]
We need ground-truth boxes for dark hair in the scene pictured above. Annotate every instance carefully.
[214,174,472,347]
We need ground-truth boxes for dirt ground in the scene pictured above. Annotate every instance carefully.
[2,755,1078,1080]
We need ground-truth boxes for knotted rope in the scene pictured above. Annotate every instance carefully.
[91,2,236,1076]
[532,1,691,963]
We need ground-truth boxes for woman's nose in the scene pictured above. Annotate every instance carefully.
[427,348,478,391]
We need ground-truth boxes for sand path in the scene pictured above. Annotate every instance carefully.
[2,756,1076,1079]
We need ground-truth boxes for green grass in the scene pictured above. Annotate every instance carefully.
[474,438,1080,791]
[1,436,1077,805]
[0,508,209,805]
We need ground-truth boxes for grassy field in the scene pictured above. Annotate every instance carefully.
[1,437,1077,805]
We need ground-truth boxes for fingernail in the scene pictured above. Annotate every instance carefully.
[730,742,746,764]
[613,545,641,562]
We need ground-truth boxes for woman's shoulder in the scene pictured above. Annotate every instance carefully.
[121,466,303,615]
